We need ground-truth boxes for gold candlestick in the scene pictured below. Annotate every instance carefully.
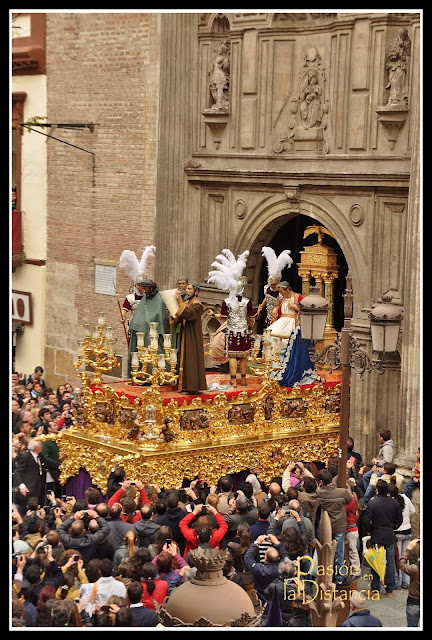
[249,333,283,381]
[74,315,119,386]
[131,341,179,388]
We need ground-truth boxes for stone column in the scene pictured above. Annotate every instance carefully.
[155,13,199,291]
[396,74,421,474]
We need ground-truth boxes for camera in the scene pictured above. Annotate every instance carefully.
[37,543,48,553]
[165,538,171,547]
[129,481,136,485]
[100,605,110,613]
[73,554,79,561]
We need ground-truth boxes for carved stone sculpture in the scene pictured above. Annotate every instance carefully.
[299,68,324,129]
[208,40,230,111]
[386,27,411,106]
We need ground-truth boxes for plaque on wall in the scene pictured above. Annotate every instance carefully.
[95,264,117,296]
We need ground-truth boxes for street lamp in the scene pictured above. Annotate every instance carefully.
[368,294,403,354]
[298,286,329,341]
[298,272,403,488]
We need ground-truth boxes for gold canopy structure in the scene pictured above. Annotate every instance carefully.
[298,225,339,350]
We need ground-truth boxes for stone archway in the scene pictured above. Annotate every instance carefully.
[233,193,369,321]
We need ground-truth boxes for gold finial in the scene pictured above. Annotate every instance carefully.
[303,225,335,244]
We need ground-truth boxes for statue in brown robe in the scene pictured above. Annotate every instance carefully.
[171,283,207,394]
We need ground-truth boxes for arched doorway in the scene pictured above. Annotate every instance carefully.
[255,213,348,335]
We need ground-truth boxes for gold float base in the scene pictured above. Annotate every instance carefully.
[54,373,342,493]
[56,424,340,493]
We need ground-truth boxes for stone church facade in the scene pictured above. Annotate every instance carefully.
[155,12,421,470]
[13,12,421,469]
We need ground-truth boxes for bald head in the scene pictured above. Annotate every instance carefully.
[269,482,282,497]
[265,547,280,564]
[288,499,301,513]
[70,520,85,536]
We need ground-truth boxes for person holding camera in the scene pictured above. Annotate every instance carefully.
[19,542,65,606]
[222,492,259,544]
[400,538,420,627]
[106,479,151,522]
[55,550,88,601]
[57,508,110,567]
[56,400,74,429]
[244,533,289,605]
[179,501,228,559]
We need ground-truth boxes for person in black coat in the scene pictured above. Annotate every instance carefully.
[13,439,47,511]
[57,509,111,567]
[262,557,300,625]
[341,590,383,627]
[244,534,288,605]
[133,504,161,547]
[106,466,126,501]
[155,489,192,556]
[362,479,403,597]
[123,581,159,626]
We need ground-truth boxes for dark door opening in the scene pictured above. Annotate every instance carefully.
[257,213,348,334]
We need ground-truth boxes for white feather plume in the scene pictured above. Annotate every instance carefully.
[261,246,293,280]
[207,249,249,307]
[138,245,156,276]
[119,245,156,282]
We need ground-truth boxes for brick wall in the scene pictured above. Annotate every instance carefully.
[45,12,161,384]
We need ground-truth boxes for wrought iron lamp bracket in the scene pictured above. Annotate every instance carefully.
[308,333,385,378]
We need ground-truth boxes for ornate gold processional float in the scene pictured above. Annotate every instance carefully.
[44,306,342,495]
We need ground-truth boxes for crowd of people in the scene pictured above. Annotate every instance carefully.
[11,368,420,628]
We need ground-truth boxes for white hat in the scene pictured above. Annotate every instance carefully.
[13,540,30,555]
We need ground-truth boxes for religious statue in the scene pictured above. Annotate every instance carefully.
[126,258,170,379]
[270,281,315,388]
[118,245,157,343]
[386,27,411,106]
[158,417,176,443]
[299,68,324,128]
[257,246,293,327]
[170,282,207,394]
[209,40,230,110]
[207,249,255,388]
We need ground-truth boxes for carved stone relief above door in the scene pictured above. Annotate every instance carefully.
[272,46,329,154]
